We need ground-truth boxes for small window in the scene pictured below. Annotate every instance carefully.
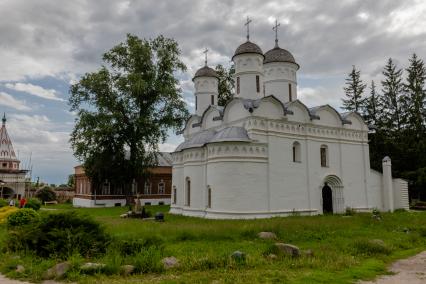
[256,75,260,92]
[195,96,197,110]
[158,180,165,194]
[320,145,328,167]
[237,77,240,94]
[292,141,301,163]
[185,177,191,206]
[159,201,164,205]
[207,186,211,208]
[172,186,177,204]
[211,95,214,105]
[289,83,292,101]
[144,181,151,195]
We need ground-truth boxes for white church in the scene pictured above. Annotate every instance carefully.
[170,20,409,219]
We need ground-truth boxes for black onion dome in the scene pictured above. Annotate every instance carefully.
[193,66,219,80]
[264,46,298,67]
[232,41,264,60]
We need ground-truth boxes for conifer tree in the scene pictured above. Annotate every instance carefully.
[363,80,381,127]
[404,53,426,136]
[380,58,405,131]
[342,65,366,112]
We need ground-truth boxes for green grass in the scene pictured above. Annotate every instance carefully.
[1,205,425,283]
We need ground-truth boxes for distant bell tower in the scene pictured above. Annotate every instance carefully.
[193,48,219,116]
[232,17,264,100]
[263,19,299,103]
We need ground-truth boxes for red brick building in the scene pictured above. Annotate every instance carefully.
[73,152,172,207]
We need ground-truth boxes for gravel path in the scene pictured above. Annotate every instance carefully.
[360,251,426,284]
[0,274,60,284]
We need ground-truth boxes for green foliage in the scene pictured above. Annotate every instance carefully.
[353,239,392,256]
[344,207,356,216]
[0,199,7,208]
[35,187,56,203]
[6,211,110,259]
[69,34,189,191]
[342,65,366,112]
[7,208,39,228]
[132,246,164,273]
[215,64,235,106]
[109,236,163,256]
[25,198,41,211]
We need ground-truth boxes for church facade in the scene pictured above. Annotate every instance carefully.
[0,114,27,199]
[170,24,409,219]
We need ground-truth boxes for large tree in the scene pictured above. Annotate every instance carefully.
[69,34,189,193]
[362,80,381,127]
[215,64,235,106]
[342,65,366,112]
[380,58,405,132]
[404,53,426,136]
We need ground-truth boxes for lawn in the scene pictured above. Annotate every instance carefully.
[0,204,425,283]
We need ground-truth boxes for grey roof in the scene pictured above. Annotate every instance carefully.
[264,46,298,67]
[193,66,218,80]
[175,126,251,152]
[157,152,173,166]
[233,41,263,59]
[210,126,250,143]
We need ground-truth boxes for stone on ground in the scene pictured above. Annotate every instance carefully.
[258,232,277,240]
[15,265,25,273]
[80,262,105,271]
[44,262,71,279]
[266,253,277,260]
[162,257,179,269]
[275,243,300,257]
[303,249,314,257]
[230,251,246,262]
[120,265,135,275]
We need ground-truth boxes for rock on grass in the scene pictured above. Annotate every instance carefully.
[275,243,300,257]
[44,262,71,279]
[258,232,277,240]
[162,257,179,269]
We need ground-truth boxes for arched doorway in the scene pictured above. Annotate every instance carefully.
[1,187,14,199]
[321,175,344,214]
[322,184,333,213]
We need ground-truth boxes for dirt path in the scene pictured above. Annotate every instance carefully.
[360,251,426,284]
[0,274,59,284]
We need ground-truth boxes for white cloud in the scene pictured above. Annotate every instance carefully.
[5,83,64,101]
[159,143,178,152]
[0,92,30,111]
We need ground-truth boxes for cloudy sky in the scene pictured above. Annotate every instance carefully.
[1,0,425,184]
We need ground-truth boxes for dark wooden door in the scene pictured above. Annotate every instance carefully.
[322,185,333,214]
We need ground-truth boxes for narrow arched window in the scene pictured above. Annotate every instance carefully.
[185,177,191,206]
[292,141,301,162]
[256,75,260,92]
[237,77,240,94]
[320,145,328,167]
[289,83,292,101]
[207,186,211,208]
[158,179,165,194]
[195,96,198,110]
[211,95,214,105]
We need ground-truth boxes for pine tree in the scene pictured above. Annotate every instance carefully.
[342,65,366,112]
[404,53,426,136]
[380,58,405,131]
[362,80,381,127]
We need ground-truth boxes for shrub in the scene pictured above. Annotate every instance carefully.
[0,206,19,224]
[7,211,110,259]
[35,187,56,203]
[7,208,40,227]
[25,198,42,211]
[353,239,392,256]
[132,246,163,273]
[110,236,163,256]
[0,199,8,208]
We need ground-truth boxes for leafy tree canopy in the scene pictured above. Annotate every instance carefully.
[69,34,189,188]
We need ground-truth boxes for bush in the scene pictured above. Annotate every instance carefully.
[109,236,163,256]
[0,199,8,208]
[35,187,56,203]
[7,208,40,227]
[0,206,19,224]
[353,239,392,256]
[7,211,110,259]
[25,198,42,211]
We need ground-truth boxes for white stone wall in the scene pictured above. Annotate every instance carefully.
[233,53,264,99]
[73,197,126,207]
[194,76,218,116]
[263,62,298,102]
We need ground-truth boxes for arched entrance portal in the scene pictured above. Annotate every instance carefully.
[322,184,333,213]
[321,175,344,214]
[1,187,15,199]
